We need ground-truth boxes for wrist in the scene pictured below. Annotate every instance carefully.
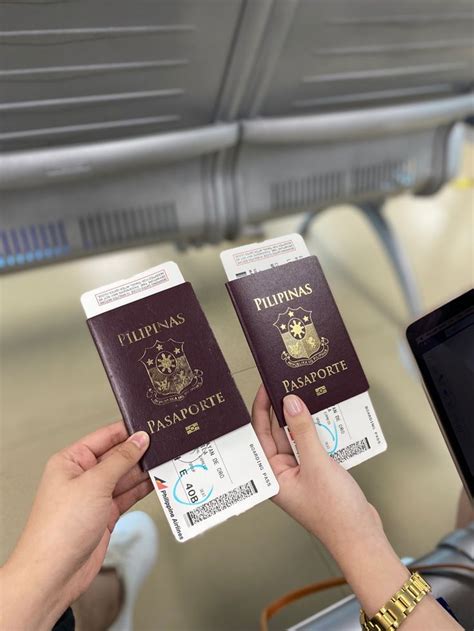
[313,502,385,563]
[324,525,410,617]
[1,556,68,631]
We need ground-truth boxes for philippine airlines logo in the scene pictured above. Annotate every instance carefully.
[273,306,329,368]
[153,477,168,491]
[139,339,203,405]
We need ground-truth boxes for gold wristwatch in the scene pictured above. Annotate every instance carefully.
[360,572,431,630]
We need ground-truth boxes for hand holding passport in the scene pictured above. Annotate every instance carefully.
[81,234,387,541]
[81,261,279,541]
[221,234,386,468]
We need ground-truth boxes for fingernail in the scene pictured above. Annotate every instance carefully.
[283,395,303,417]
[129,431,149,449]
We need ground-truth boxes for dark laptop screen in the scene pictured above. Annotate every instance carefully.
[421,313,474,475]
[407,290,474,495]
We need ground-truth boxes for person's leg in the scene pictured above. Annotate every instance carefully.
[73,569,123,631]
[71,511,158,631]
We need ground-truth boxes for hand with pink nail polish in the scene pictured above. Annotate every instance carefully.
[251,385,382,549]
[251,386,461,629]
[0,423,151,631]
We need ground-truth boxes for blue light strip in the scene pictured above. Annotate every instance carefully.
[0,221,70,269]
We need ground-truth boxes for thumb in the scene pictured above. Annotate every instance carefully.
[92,431,150,490]
[283,395,326,465]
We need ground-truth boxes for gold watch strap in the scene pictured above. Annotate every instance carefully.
[360,572,431,630]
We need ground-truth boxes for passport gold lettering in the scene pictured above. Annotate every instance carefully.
[147,391,226,433]
[282,360,348,393]
[253,283,312,311]
[117,313,185,346]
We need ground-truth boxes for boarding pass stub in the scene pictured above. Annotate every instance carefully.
[220,234,387,469]
[80,261,185,318]
[220,233,309,280]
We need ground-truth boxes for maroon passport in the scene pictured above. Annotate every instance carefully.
[226,256,368,426]
[87,282,250,470]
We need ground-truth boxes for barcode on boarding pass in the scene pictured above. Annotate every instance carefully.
[235,262,290,278]
[331,438,370,464]
[185,481,258,527]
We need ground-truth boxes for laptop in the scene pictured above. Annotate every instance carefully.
[406,289,473,502]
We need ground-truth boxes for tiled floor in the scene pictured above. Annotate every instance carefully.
[0,144,472,630]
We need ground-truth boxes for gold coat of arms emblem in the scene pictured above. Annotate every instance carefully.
[139,339,203,405]
[273,306,329,368]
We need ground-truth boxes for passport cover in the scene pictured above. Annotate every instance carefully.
[226,256,369,426]
[87,282,250,470]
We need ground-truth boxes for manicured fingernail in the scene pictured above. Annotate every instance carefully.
[129,431,149,449]
[283,395,303,417]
